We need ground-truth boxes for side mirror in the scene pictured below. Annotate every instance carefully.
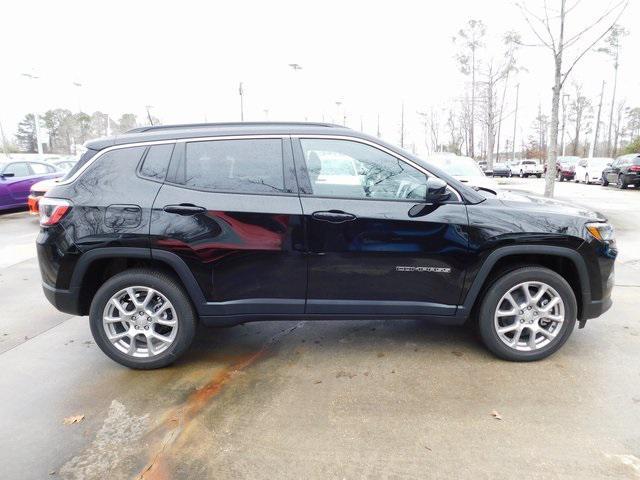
[0,172,15,179]
[424,177,451,203]
[408,177,451,218]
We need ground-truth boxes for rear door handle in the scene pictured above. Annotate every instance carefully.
[311,210,356,223]
[163,204,206,216]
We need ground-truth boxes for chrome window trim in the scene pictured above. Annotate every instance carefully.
[292,134,463,202]
[58,133,462,202]
[56,135,286,186]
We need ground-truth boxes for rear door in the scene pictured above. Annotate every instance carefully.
[150,136,307,316]
[292,136,469,316]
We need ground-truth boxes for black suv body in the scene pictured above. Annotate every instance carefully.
[602,153,640,189]
[37,123,616,368]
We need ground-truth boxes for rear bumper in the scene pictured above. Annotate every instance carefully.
[42,282,82,316]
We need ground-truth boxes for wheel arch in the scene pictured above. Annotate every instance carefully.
[70,248,206,316]
[459,245,590,321]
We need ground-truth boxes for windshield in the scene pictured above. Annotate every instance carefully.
[558,157,578,166]
[427,156,485,177]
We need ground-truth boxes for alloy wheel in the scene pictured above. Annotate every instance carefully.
[102,286,178,358]
[493,281,565,352]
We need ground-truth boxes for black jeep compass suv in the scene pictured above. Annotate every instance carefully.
[37,122,616,369]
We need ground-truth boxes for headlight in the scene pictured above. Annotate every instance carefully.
[585,222,615,242]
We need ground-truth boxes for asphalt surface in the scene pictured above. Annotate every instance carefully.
[1,179,639,480]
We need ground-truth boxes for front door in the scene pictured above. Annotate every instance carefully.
[150,136,307,316]
[293,137,469,316]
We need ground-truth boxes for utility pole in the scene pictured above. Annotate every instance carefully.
[335,101,342,125]
[238,82,244,121]
[21,73,44,157]
[376,113,381,138]
[145,105,154,126]
[360,116,363,132]
[561,93,569,156]
[400,101,405,148]
[73,81,83,112]
[590,80,605,158]
[511,84,519,163]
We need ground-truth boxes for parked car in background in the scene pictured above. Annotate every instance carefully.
[602,153,640,189]
[0,160,63,211]
[51,159,78,172]
[426,154,499,191]
[574,157,612,184]
[512,160,543,178]
[478,160,493,176]
[492,162,512,177]
[554,156,579,182]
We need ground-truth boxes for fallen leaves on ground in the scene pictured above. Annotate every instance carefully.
[63,414,85,425]
[490,410,503,420]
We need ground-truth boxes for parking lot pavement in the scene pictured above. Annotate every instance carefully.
[1,181,640,479]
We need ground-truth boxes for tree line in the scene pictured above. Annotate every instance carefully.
[8,110,157,154]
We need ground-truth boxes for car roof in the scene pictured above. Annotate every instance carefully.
[85,122,353,150]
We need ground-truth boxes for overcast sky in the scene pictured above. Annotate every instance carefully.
[1,0,638,153]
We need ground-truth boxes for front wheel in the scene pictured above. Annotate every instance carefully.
[89,269,197,369]
[477,266,577,362]
[584,174,590,184]
[536,174,542,178]
[602,175,609,186]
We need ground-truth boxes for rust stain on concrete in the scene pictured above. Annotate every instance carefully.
[135,322,304,480]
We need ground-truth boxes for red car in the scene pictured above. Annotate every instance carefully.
[555,156,579,182]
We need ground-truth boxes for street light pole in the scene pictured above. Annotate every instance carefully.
[289,64,302,119]
[21,73,44,157]
[511,84,519,163]
[145,105,154,126]
[73,81,83,112]
[239,82,244,121]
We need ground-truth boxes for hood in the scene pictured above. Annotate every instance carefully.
[497,189,606,221]
[454,175,500,192]
[30,177,60,193]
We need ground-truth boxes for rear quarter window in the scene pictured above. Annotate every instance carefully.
[139,144,175,181]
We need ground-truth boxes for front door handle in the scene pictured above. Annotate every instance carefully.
[163,204,206,216]
[311,210,356,223]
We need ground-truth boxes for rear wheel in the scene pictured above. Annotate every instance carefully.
[89,269,197,369]
[584,174,589,184]
[556,171,563,182]
[617,174,628,189]
[478,266,577,361]
[602,175,609,186]
[536,174,541,178]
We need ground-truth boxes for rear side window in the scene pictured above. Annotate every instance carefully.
[182,139,285,194]
[30,163,55,174]
[139,144,174,181]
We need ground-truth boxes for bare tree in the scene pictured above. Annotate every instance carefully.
[612,100,626,156]
[567,83,592,155]
[453,20,486,159]
[517,0,628,197]
[597,25,628,155]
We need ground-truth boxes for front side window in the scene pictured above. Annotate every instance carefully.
[183,139,285,194]
[4,163,31,177]
[300,139,427,200]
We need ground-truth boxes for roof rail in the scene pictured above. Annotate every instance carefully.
[126,121,344,134]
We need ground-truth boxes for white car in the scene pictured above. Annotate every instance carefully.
[512,160,543,178]
[425,154,499,192]
[574,157,612,184]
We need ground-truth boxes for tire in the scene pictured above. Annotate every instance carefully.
[477,266,577,362]
[584,174,589,185]
[89,269,197,369]
[556,171,563,182]
[520,170,524,178]
[536,174,541,178]
[602,175,609,186]
[508,171,512,178]
[617,174,628,189]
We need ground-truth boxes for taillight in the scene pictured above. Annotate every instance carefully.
[39,198,72,226]
[629,165,640,172]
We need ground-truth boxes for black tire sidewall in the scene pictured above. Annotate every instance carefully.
[478,267,577,362]
[89,270,197,369]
